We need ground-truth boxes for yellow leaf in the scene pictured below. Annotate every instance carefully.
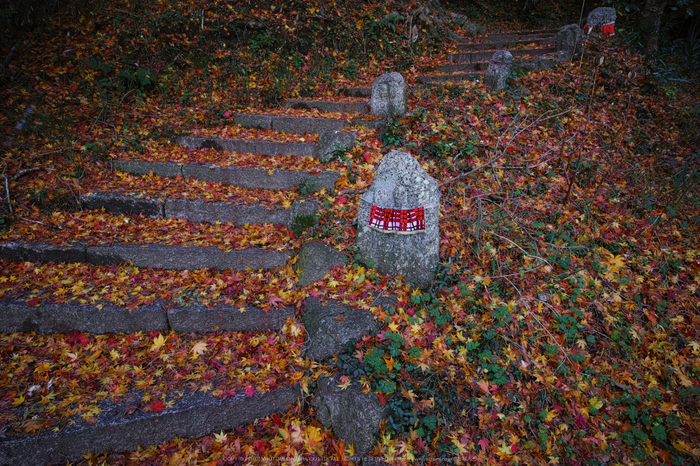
[545,409,557,422]
[214,430,228,443]
[384,356,396,371]
[336,375,352,390]
[11,394,25,407]
[150,334,166,352]
[346,443,355,457]
[305,425,324,447]
[590,397,603,410]
[689,341,700,355]
[110,350,121,360]
[660,402,677,414]
[191,342,208,355]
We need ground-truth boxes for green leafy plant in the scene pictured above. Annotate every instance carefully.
[378,117,406,149]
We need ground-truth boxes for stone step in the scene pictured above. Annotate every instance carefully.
[415,71,484,84]
[81,192,318,227]
[0,384,301,466]
[342,87,372,98]
[431,62,487,73]
[284,99,370,114]
[456,36,555,51]
[479,29,559,40]
[233,113,379,134]
[0,241,291,271]
[111,160,339,193]
[179,136,317,158]
[448,46,557,63]
[0,298,293,334]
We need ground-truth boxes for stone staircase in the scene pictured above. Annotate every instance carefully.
[0,25,569,460]
[416,28,560,84]
[0,94,379,464]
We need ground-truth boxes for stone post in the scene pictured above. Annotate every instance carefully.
[484,50,513,93]
[355,150,440,288]
[370,72,407,118]
[556,24,584,55]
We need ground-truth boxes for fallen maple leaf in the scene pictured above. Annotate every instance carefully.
[268,296,284,308]
[150,334,166,352]
[336,375,351,390]
[244,385,257,397]
[151,400,166,413]
[191,342,208,355]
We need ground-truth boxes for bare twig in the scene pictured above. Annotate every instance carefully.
[3,176,12,215]
[58,175,83,211]
[11,167,51,181]
[508,281,572,369]
[490,232,552,266]
[439,157,505,187]
[18,217,47,226]
[440,110,571,188]
[29,150,63,164]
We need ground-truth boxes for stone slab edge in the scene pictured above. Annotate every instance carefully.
[112,160,340,192]
[80,194,318,228]
[0,384,301,466]
[456,37,555,52]
[179,136,317,158]
[0,299,293,334]
[448,47,557,64]
[0,242,291,271]
[284,100,370,115]
[416,73,483,84]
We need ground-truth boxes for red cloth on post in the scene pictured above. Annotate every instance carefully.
[368,205,426,233]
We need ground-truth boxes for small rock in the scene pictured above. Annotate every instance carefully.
[484,50,513,93]
[295,242,346,288]
[537,50,571,70]
[316,131,357,163]
[313,376,388,458]
[556,24,584,55]
[303,297,379,360]
[463,22,488,36]
[514,58,538,72]
[370,72,407,118]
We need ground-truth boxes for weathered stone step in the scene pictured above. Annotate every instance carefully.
[179,136,317,158]
[448,46,557,63]
[81,192,318,227]
[479,29,558,41]
[342,87,372,98]
[416,71,484,84]
[233,113,379,134]
[0,298,293,334]
[456,36,555,51]
[111,160,339,193]
[0,242,291,271]
[285,99,370,114]
[0,384,301,466]
[431,62,487,73]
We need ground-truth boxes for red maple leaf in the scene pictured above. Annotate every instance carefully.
[268,296,284,308]
[151,400,167,413]
[478,437,489,451]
